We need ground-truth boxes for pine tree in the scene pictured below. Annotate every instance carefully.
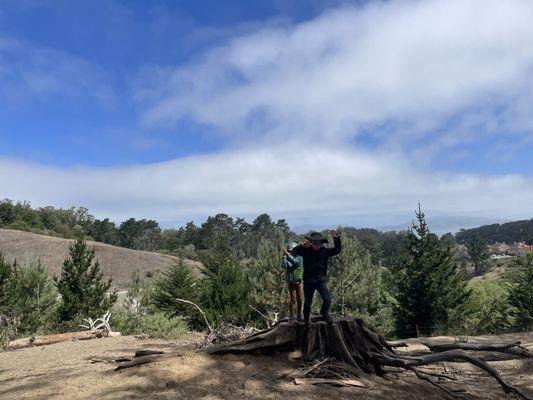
[202,258,251,326]
[249,229,286,323]
[507,254,533,331]
[150,260,202,327]
[55,237,117,323]
[8,260,57,334]
[394,206,470,337]
[328,235,395,335]
[467,234,490,276]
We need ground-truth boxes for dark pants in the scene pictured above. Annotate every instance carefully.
[303,281,331,322]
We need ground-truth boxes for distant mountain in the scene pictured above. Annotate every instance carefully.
[293,216,507,236]
[376,216,508,235]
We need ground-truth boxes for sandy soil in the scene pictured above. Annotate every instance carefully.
[0,332,531,400]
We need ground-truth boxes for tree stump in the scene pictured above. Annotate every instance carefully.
[208,316,531,399]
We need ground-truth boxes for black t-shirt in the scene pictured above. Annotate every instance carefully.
[292,237,341,283]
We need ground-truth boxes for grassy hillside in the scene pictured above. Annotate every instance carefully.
[0,228,202,289]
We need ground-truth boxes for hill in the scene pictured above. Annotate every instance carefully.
[0,229,201,289]
[455,219,533,244]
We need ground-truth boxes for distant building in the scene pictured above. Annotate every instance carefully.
[508,242,533,256]
[489,242,510,255]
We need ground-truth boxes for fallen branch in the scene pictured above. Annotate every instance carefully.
[174,298,212,333]
[7,329,118,350]
[293,377,366,388]
[114,351,182,371]
[422,340,531,358]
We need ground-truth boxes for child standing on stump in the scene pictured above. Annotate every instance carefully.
[281,242,303,322]
[292,230,341,325]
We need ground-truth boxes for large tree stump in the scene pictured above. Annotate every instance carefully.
[208,316,531,399]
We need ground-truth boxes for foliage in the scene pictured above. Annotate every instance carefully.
[125,270,152,315]
[248,229,287,323]
[119,218,161,250]
[456,218,533,245]
[201,256,251,326]
[448,280,515,335]
[505,254,533,331]
[467,235,490,276]
[150,260,203,328]
[5,260,57,334]
[112,309,187,339]
[328,235,395,336]
[0,253,12,309]
[55,237,117,325]
[0,315,21,348]
[394,206,471,337]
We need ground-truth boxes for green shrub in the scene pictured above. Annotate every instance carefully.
[112,310,187,339]
[448,280,515,335]
[505,254,533,331]
[2,259,57,335]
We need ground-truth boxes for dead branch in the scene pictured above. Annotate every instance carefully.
[174,298,212,333]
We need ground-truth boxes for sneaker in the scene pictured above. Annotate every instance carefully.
[288,315,297,323]
[322,313,334,324]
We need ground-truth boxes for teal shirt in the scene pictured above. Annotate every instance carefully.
[281,254,303,284]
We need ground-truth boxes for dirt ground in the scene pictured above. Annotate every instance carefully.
[0,332,531,400]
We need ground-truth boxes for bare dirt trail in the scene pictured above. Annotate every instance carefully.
[0,332,531,400]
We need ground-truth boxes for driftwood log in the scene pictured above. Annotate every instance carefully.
[7,329,120,350]
[208,316,531,399]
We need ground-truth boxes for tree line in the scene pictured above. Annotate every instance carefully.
[1,206,532,346]
[456,219,533,245]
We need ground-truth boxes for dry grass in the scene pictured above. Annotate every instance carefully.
[0,228,202,289]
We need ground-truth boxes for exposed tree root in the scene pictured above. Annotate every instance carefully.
[208,316,531,399]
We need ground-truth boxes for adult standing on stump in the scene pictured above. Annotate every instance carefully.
[292,230,341,325]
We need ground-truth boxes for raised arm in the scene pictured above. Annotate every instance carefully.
[326,231,342,257]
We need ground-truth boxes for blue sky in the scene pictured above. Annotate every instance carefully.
[0,0,337,166]
[1,0,533,227]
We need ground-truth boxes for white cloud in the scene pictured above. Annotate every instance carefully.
[1,0,533,226]
[1,147,532,225]
[0,37,113,105]
[136,0,533,148]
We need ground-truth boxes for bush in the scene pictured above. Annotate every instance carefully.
[447,280,515,335]
[1,259,57,335]
[112,310,187,339]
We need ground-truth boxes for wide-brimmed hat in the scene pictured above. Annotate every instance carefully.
[305,232,329,243]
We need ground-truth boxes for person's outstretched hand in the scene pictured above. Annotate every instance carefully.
[330,230,340,238]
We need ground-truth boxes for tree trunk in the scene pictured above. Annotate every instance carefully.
[208,316,530,399]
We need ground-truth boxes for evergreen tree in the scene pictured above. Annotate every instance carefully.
[467,234,490,276]
[249,229,286,323]
[202,257,251,326]
[506,254,533,331]
[150,260,202,327]
[394,206,470,337]
[55,237,117,323]
[7,260,57,334]
[328,235,395,335]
